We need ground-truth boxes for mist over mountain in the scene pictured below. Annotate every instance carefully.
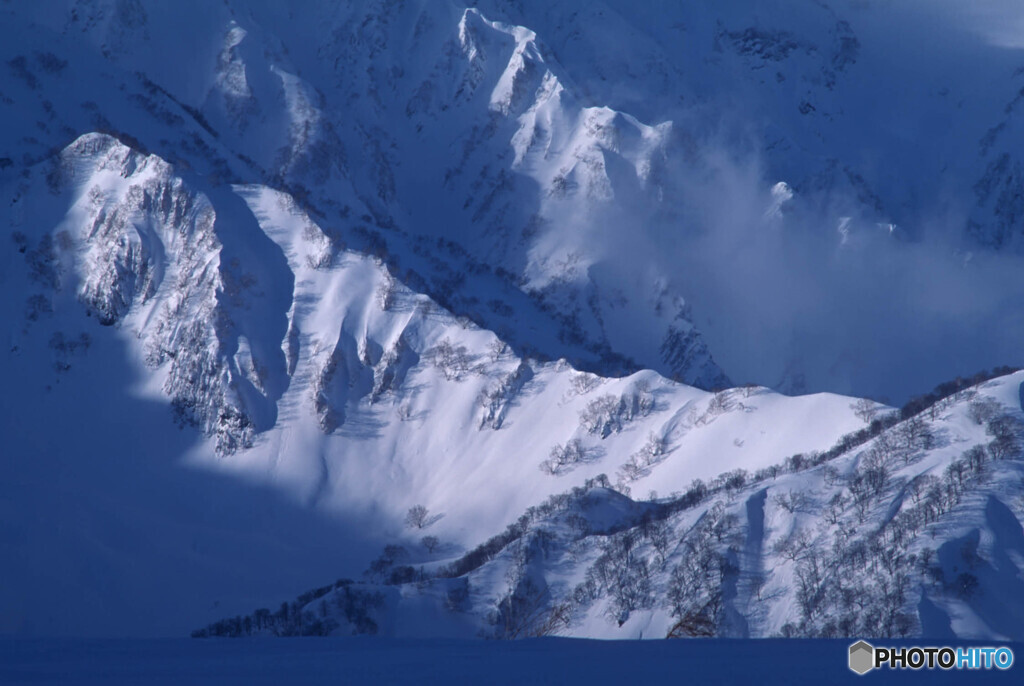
[2,0,1024,643]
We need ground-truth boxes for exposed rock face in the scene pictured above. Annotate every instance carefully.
[38,134,255,453]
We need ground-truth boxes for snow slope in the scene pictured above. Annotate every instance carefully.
[199,372,1024,642]
[2,134,869,635]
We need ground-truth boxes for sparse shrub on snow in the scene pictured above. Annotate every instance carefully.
[968,396,1001,425]
[579,384,655,438]
[425,338,477,381]
[478,361,533,430]
[539,439,589,475]
[615,431,672,487]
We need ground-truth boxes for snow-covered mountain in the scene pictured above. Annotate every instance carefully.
[1,129,874,635]
[2,0,1024,641]
[196,370,1024,641]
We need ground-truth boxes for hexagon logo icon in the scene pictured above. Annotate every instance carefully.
[849,640,874,675]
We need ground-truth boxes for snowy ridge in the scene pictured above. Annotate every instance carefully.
[3,132,874,636]
[197,371,1024,641]
[4,1,1024,398]
[402,5,725,387]
[9,133,256,451]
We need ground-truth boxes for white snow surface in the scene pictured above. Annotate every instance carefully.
[2,134,868,636]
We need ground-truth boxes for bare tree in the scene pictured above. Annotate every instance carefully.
[852,398,878,423]
[405,504,429,529]
[822,465,841,487]
[426,338,474,381]
[772,530,813,562]
[539,439,588,475]
[774,490,810,514]
[896,416,933,457]
[968,397,1001,425]
[824,492,846,525]
[987,415,1022,460]
[421,535,440,554]
[569,372,602,396]
[488,339,509,362]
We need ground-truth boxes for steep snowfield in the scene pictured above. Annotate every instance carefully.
[198,372,1024,642]
[468,0,1024,399]
[2,135,869,635]
[5,0,1024,399]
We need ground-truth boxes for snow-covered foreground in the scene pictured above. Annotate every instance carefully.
[192,371,1024,643]
[0,638,1019,685]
